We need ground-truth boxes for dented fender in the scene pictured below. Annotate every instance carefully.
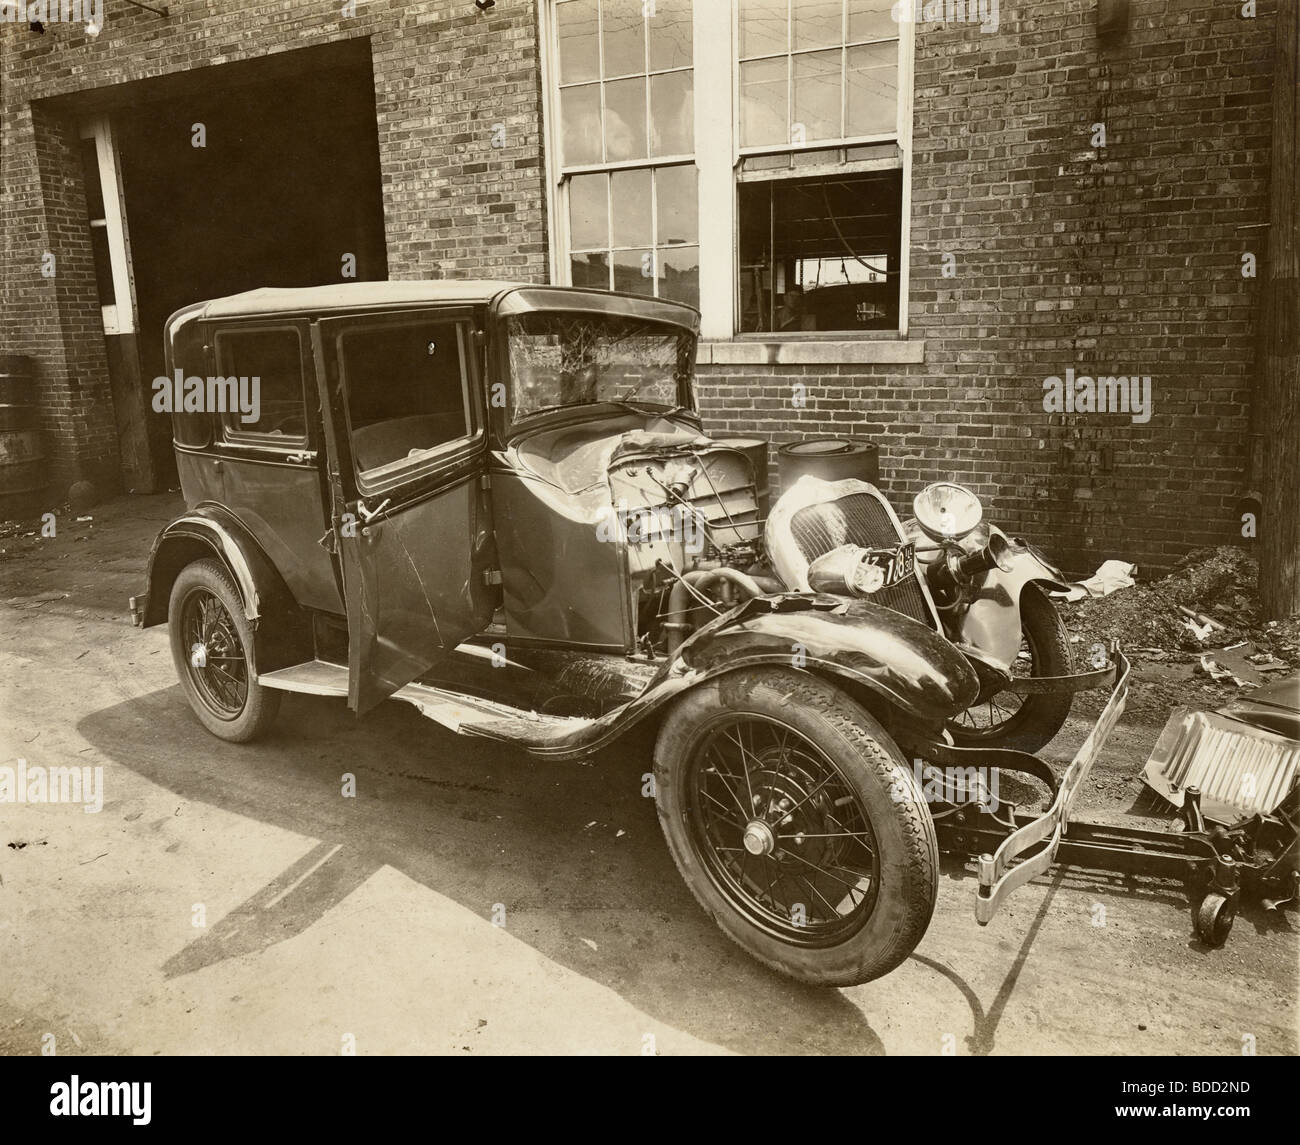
[960,530,1069,670]
[677,594,980,723]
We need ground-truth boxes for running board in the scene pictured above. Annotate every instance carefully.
[258,659,598,741]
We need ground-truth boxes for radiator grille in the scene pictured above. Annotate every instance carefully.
[789,492,933,626]
[790,493,902,558]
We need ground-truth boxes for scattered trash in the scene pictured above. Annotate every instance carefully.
[583,820,597,830]
[580,937,598,951]
[76,516,93,523]
[1196,655,1233,682]
[1183,617,1215,643]
[615,829,626,838]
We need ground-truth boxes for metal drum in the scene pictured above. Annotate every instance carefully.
[777,437,879,490]
[0,355,47,518]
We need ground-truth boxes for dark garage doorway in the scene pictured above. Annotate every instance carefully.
[111,40,388,487]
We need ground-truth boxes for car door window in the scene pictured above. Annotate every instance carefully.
[338,318,476,485]
[213,327,308,445]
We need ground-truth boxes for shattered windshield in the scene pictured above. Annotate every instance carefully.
[505,312,694,422]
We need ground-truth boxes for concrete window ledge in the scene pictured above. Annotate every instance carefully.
[697,340,925,366]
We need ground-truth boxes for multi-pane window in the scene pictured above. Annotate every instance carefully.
[737,0,899,149]
[554,0,700,306]
[545,1,910,336]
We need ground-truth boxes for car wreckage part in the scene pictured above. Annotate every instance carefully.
[966,648,1130,924]
[944,583,1074,754]
[653,667,938,987]
[1142,707,1300,820]
[765,475,940,628]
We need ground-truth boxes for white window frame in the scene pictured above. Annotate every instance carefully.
[544,0,699,305]
[540,1,915,348]
[78,115,136,337]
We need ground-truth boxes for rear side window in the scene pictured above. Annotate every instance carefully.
[213,328,307,445]
[338,319,475,482]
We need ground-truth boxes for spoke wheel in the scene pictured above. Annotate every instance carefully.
[180,586,249,718]
[168,559,281,743]
[947,583,1073,754]
[688,716,880,946]
[654,668,938,987]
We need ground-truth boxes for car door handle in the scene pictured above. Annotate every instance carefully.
[357,498,390,523]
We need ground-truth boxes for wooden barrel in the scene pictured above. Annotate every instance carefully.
[0,355,47,518]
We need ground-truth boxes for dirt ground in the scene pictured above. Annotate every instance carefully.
[0,494,1296,1056]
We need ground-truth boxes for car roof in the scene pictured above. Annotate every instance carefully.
[185,279,529,321]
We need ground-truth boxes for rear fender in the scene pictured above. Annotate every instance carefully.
[960,529,1069,670]
[677,595,979,723]
[133,504,309,672]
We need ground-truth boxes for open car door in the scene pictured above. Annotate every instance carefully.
[313,308,498,714]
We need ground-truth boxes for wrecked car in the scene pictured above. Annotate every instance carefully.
[131,280,1180,985]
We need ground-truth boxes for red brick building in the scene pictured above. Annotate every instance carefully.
[0,0,1280,572]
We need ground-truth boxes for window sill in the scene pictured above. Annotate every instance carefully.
[697,339,924,366]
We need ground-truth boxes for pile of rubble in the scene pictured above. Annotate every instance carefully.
[1061,546,1299,710]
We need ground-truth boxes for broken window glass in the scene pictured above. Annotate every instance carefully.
[737,169,901,333]
[506,313,692,421]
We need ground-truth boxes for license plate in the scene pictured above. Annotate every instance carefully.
[864,542,914,587]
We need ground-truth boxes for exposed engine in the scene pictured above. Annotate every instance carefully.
[606,437,777,655]
[609,445,943,654]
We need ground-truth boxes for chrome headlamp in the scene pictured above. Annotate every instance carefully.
[912,482,983,541]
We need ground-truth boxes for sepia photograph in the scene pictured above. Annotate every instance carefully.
[0,0,1296,1105]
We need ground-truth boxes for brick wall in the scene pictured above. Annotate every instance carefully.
[698,0,1276,574]
[1,1,1279,575]
[0,0,549,499]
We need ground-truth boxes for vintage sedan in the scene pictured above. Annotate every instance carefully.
[131,280,1135,985]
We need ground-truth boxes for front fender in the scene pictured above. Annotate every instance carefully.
[960,532,1069,669]
[679,596,979,723]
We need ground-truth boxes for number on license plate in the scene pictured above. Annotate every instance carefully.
[865,543,914,587]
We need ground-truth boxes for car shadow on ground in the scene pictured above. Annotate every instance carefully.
[78,685,886,1055]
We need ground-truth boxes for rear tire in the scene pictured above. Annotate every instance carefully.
[168,558,281,743]
[654,668,937,987]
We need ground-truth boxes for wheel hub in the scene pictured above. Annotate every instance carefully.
[742,819,775,856]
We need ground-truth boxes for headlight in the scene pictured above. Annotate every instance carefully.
[913,482,983,541]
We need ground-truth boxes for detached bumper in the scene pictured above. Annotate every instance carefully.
[974,649,1132,923]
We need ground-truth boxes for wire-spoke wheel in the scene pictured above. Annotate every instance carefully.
[654,668,937,986]
[168,559,280,742]
[946,583,1073,754]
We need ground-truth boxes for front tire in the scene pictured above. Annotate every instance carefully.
[653,668,938,987]
[168,558,281,742]
[947,583,1073,753]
